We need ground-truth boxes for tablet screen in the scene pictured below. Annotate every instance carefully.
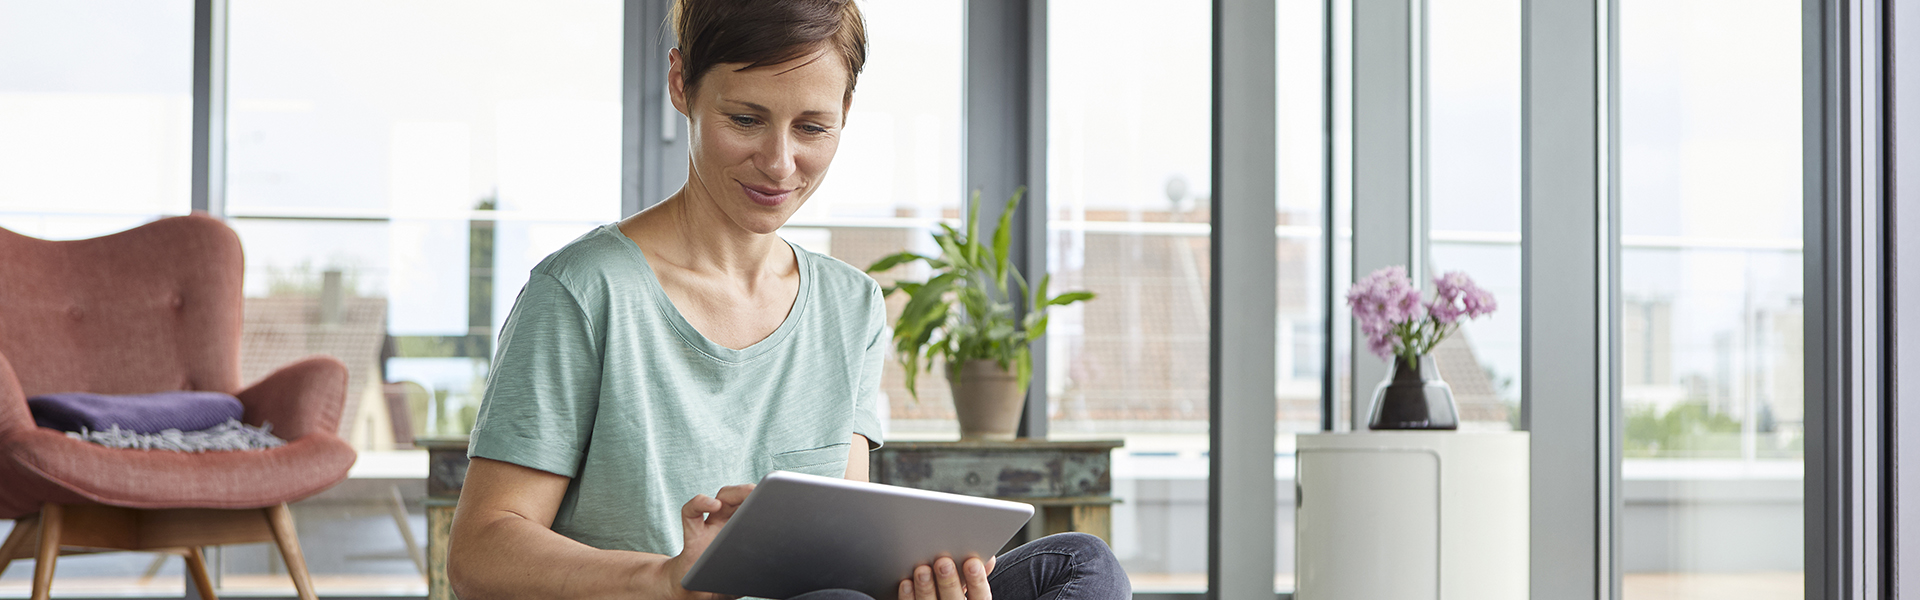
[681,470,1034,599]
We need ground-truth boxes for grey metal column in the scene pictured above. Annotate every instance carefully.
[1349,0,1421,430]
[191,0,227,217]
[1803,0,1839,595]
[1806,0,1894,597]
[1522,1,1612,599]
[1893,0,1920,589]
[964,0,1050,439]
[1209,0,1277,598]
[625,0,689,215]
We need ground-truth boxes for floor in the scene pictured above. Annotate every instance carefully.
[0,499,1806,600]
[0,497,429,599]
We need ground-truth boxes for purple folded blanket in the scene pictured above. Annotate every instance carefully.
[29,391,245,435]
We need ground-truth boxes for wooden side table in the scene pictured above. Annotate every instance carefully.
[869,440,1123,545]
[418,437,471,600]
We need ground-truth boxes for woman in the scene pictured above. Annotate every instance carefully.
[446,1,1128,599]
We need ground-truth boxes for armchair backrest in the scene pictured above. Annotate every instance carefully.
[0,215,245,399]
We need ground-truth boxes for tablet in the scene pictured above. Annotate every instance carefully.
[680,470,1035,599]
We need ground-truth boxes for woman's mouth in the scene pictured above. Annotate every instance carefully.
[740,182,793,207]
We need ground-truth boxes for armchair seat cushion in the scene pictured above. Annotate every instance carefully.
[29,391,244,434]
[0,426,356,519]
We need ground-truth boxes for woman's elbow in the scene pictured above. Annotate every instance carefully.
[446,515,495,600]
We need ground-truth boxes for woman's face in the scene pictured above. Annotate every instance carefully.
[670,48,850,236]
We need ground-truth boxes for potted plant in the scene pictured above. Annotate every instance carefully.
[865,188,1095,440]
[1346,266,1498,430]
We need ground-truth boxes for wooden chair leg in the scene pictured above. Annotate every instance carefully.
[31,503,62,600]
[139,553,170,584]
[182,547,219,600]
[0,515,37,577]
[265,504,316,600]
[388,485,426,576]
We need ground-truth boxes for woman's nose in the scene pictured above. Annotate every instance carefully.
[757,131,798,181]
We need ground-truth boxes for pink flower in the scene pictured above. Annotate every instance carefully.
[1346,266,1499,362]
[1463,286,1498,318]
[1427,296,1464,326]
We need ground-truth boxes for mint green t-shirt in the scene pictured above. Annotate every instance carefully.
[468,224,886,555]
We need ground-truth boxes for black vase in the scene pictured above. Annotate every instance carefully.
[1367,354,1459,430]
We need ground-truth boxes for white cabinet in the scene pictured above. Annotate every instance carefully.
[1295,432,1528,600]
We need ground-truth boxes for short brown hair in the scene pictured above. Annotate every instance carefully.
[671,0,868,102]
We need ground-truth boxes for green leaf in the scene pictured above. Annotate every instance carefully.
[1025,315,1049,342]
[900,272,958,325]
[865,251,929,274]
[1014,345,1032,393]
[991,187,1021,293]
[1032,274,1052,313]
[986,322,1016,342]
[1046,291,1095,307]
[1012,267,1031,316]
[934,226,968,271]
[964,190,983,267]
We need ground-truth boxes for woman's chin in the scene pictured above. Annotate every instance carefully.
[727,210,794,237]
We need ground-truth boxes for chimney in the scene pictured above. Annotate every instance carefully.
[319,269,344,326]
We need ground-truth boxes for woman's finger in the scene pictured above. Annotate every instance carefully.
[913,564,937,600]
[714,484,755,505]
[962,557,992,600]
[933,557,967,600]
[680,494,718,521]
[898,579,913,600]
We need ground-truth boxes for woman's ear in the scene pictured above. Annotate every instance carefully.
[668,48,691,117]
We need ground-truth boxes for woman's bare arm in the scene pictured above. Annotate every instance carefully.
[845,434,870,482]
[448,457,747,600]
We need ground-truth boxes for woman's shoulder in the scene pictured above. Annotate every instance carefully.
[795,243,881,300]
[527,224,651,300]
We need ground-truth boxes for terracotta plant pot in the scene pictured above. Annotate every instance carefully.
[948,359,1026,441]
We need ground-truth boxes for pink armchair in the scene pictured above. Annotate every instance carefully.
[0,215,357,600]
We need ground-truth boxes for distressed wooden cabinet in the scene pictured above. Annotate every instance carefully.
[418,437,1122,599]
[869,440,1123,545]
[418,437,470,600]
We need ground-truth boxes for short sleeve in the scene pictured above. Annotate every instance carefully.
[468,272,604,478]
[850,284,887,449]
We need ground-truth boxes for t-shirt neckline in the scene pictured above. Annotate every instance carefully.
[604,224,811,364]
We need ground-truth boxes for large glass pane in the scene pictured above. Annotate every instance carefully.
[793,0,964,440]
[1275,0,1329,593]
[0,0,193,239]
[219,0,622,596]
[1427,0,1522,430]
[1619,1,1803,598]
[1049,0,1212,592]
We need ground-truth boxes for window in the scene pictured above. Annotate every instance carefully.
[1618,1,1804,597]
[793,0,965,440]
[1049,0,1213,592]
[1427,0,1522,430]
[222,0,622,595]
[1275,0,1331,592]
[0,0,194,239]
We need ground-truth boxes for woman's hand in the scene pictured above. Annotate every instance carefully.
[660,484,755,600]
[897,555,995,600]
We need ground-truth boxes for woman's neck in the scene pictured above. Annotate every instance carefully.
[621,185,791,281]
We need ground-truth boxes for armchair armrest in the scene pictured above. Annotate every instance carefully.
[0,352,28,437]
[237,356,349,441]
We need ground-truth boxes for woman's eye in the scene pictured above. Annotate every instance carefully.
[800,124,829,135]
[730,115,758,127]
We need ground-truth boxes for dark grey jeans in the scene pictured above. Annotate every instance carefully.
[787,533,1131,600]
